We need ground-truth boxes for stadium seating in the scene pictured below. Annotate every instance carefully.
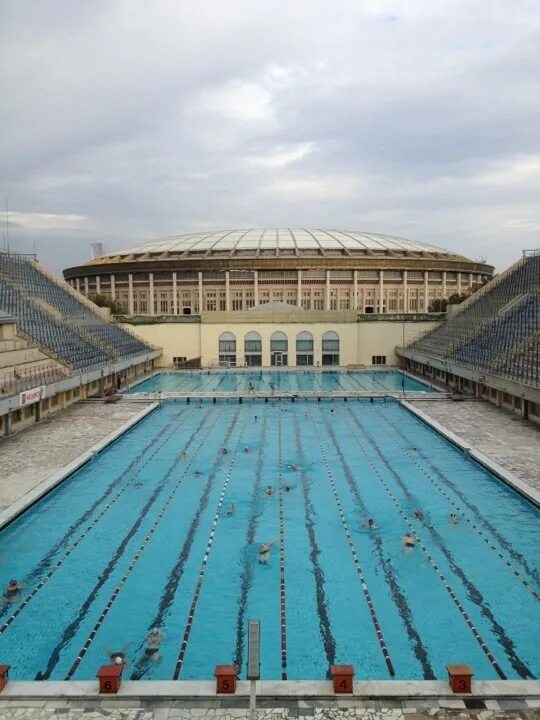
[409,252,539,387]
[0,253,153,371]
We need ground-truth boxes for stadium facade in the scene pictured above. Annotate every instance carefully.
[63,229,493,316]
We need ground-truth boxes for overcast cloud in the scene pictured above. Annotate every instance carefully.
[1,0,539,273]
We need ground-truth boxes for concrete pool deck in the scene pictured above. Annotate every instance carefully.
[0,400,157,528]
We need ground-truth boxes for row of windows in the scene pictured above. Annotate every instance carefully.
[218,331,340,367]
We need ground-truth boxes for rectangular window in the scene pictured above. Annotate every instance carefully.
[372,355,387,365]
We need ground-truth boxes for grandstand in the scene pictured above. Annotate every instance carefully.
[0,253,154,371]
[401,250,540,421]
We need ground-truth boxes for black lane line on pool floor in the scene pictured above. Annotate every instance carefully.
[345,406,533,680]
[378,409,540,597]
[233,407,268,673]
[309,412,396,677]
[35,406,221,681]
[320,411,435,680]
[277,406,288,680]
[63,406,234,681]
[0,406,209,637]
[0,406,190,625]
[292,411,336,673]
[172,416,248,680]
[128,407,244,681]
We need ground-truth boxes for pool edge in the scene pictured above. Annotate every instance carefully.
[0,401,159,532]
[400,400,540,508]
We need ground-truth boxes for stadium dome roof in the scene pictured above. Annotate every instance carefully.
[92,229,464,262]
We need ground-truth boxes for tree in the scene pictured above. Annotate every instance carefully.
[87,293,125,315]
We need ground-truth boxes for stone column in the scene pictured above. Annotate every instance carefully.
[253,270,259,305]
[198,272,203,312]
[379,270,384,314]
[110,274,116,300]
[225,271,230,311]
[128,273,134,315]
[442,271,447,299]
[297,270,302,307]
[172,272,178,314]
[457,272,462,294]
[325,270,330,310]
[84,276,89,295]
[96,275,101,294]
[149,272,155,315]
[402,270,408,312]
[353,270,358,310]
[76,277,81,292]
[423,271,429,312]
[469,272,474,288]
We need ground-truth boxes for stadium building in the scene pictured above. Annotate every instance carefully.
[63,229,493,369]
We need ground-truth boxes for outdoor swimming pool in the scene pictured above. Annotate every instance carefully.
[130,369,437,394]
[0,400,537,682]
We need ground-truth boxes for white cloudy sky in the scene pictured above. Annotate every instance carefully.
[1,0,539,273]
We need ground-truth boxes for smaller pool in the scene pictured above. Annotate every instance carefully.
[129,370,437,394]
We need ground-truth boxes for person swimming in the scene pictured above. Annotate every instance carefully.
[104,643,131,667]
[259,540,277,564]
[222,447,228,455]
[402,533,416,550]
[449,513,459,525]
[412,509,424,521]
[144,628,164,661]
[225,503,235,516]
[287,464,300,472]
[264,486,274,496]
[243,447,249,453]
[3,579,23,603]
[362,518,377,529]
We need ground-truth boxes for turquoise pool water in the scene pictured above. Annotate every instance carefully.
[0,400,537,682]
[130,370,437,394]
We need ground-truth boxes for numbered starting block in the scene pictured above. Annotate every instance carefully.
[97,664,123,694]
[214,664,238,694]
[330,664,355,694]
[446,664,474,693]
[0,665,10,692]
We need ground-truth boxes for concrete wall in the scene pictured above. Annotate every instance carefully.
[122,317,440,368]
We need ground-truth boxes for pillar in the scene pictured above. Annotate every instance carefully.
[172,272,178,315]
[96,275,101,294]
[442,271,447,299]
[198,271,203,312]
[128,273,134,315]
[325,270,330,310]
[253,270,259,306]
[84,277,89,295]
[379,270,384,314]
[76,277,81,292]
[297,270,302,307]
[469,272,474,288]
[225,271,230,311]
[110,274,116,300]
[423,271,429,312]
[353,270,358,310]
[149,273,155,315]
[402,270,408,312]
[457,272,462,294]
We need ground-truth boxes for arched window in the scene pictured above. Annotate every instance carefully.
[244,331,262,367]
[270,331,288,366]
[296,331,314,366]
[219,331,236,367]
[322,331,340,366]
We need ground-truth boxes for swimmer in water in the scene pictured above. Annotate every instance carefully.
[284,484,292,492]
[3,579,23,603]
[243,447,249,454]
[181,451,187,460]
[449,513,459,525]
[412,509,424,521]
[104,644,131,667]
[264,486,274,496]
[259,540,277,564]
[194,470,202,476]
[254,415,258,422]
[402,533,416,550]
[225,503,235,517]
[144,628,164,662]
[222,447,228,455]
[287,464,300,472]
[362,518,377,529]
[134,482,144,489]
